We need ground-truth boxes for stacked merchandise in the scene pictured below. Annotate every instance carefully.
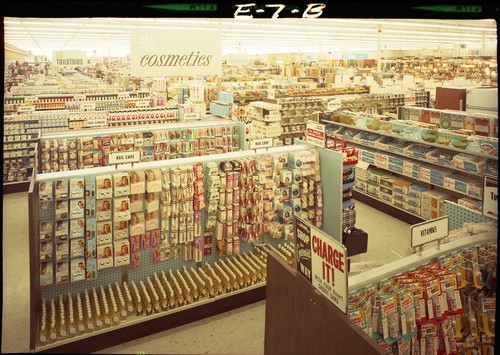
[421,190,456,220]
[348,242,497,354]
[405,184,431,217]
[39,125,239,173]
[36,148,323,287]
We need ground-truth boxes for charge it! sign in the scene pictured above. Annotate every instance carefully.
[295,217,348,313]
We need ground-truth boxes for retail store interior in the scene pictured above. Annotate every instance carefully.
[2,12,498,355]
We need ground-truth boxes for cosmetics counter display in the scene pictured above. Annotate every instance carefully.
[28,139,365,352]
[318,111,498,224]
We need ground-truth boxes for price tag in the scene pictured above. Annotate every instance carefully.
[73,94,86,100]
[135,101,150,107]
[85,117,108,127]
[117,92,130,99]
[80,102,96,111]
[183,112,201,120]
[17,105,36,113]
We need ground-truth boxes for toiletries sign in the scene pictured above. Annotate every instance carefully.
[52,51,87,67]
[482,175,498,220]
[131,29,222,76]
[295,217,348,313]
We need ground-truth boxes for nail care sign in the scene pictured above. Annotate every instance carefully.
[295,216,347,313]
[131,29,222,76]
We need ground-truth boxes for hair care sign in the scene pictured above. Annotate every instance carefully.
[131,29,222,77]
[295,216,347,313]
[52,51,87,67]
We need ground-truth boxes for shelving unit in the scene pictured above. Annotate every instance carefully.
[3,130,40,193]
[319,116,498,221]
[27,142,335,352]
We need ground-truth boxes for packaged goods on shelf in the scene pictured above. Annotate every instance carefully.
[349,238,497,355]
[452,153,489,174]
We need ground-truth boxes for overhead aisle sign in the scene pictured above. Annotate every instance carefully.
[295,217,348,313]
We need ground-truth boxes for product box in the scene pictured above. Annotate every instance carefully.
[130,170,146,194]
[145,169,162,192]
[96,198,112,221]
[55,240,69,261]
[55,260,69,285]
[69,177,85,199]
[39,220,53,242]
[84,176,96,199]
[406,194,421,207]
[113,172,131,197]
[129,193,144,213]
[421,189,453,210]
[96,221,113,245]
[70,237,85,258]
[114,220,129,240]
[70,257,86,282]
[39,261,53,286]
[114,196,131,222]
[393,178,413,195]
[379,191,393,204]
[69,198,85,219]
[452,153,488,174]
[96,174,113,199]
[85,217,96,240]
[421,206,444,220]
[97,243,114,270]
[54,179,69,200]
[403,202,421,216]
[55,220,69,241]
[366,184,379,198]
[39,181,53,202]
[408,184,430,199]
[130,212,145,236]
[85,258,97,280]
[457,197,483,212]
[85,238,96,259]
[114,240,130,267]
[70,218,85,239]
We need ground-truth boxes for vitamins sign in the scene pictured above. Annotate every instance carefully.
[295,217,348,313]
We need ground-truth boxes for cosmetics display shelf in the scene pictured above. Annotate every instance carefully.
[28,141,345,352]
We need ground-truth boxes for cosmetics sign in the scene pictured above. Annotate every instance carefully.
[295,217,348,313]
[130,29,222,76]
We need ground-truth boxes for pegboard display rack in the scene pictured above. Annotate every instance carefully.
[27,142,344,352]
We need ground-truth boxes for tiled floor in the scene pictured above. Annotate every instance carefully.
[2,192,411,354]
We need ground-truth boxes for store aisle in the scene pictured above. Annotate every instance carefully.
[2,191,32,354]
[1,192,411,354]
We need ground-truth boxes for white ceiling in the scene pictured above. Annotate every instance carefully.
[4,17,498,58]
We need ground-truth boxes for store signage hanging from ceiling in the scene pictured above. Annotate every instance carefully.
[130,29,222,77]
[52,51,87,67]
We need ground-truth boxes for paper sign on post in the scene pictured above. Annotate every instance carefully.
[483,175,498,220]
[411,216,449,248]
[306,122,326,148]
